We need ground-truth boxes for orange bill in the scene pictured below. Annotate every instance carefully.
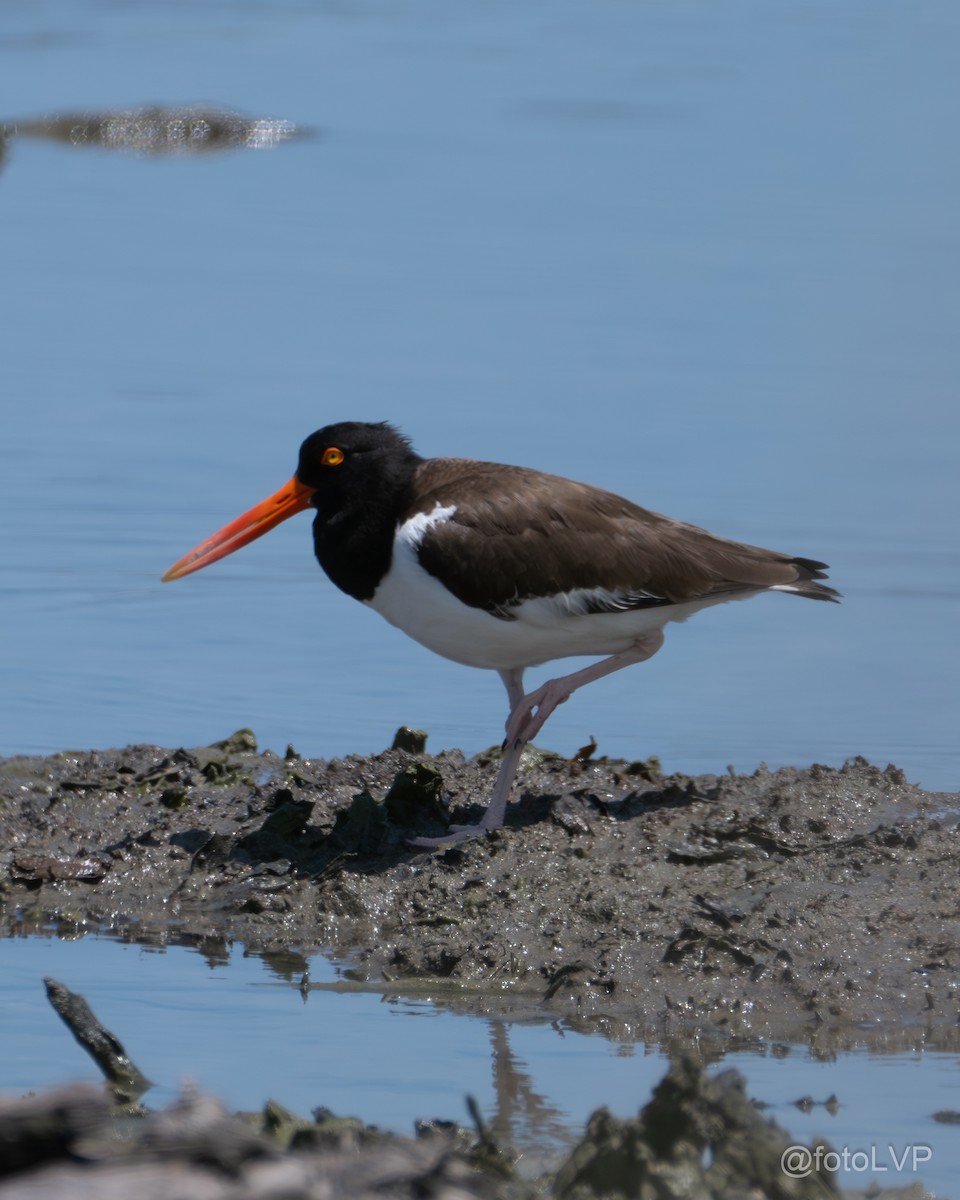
[162,476,315,582]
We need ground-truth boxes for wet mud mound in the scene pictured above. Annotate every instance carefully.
[1,731,957,1048]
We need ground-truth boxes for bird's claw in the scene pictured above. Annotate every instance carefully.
[408,822,494,850]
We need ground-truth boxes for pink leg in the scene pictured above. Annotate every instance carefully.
[409,738,526,849]
[504,631,665,748]
[409,669,527,849]
[498,665,526,729]
[410,637,664,849]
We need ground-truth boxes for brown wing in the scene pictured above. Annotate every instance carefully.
[409,458,839,615]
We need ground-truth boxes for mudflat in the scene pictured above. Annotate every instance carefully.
[2,731,956,1047]
[1,732,956,1197]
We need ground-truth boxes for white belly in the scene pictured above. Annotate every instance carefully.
[364,506,724,671]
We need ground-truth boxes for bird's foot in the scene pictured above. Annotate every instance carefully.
[409,737,525,851]
[408,822,494,850]
[503,679,571,748]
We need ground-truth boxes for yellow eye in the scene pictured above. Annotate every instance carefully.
[321,446,345,466]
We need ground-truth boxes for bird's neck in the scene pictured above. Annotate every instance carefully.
[311,462,418,602]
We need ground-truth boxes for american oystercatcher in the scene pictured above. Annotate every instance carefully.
[163,421,839,846]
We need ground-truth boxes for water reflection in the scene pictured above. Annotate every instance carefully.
[486,1019,570,1164]
[0,104,308,168]
[3,927,957,1191]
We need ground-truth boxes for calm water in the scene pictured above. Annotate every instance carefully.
[2,934,958,1194]
[0,0,956,790]
[1,2,958,1195]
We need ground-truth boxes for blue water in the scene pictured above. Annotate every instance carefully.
[2,935,957,1193]
[0,0,956,790]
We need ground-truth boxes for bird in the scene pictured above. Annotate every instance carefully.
[162,421,839,847]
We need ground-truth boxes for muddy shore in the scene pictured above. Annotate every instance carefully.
[1,731,957,1195]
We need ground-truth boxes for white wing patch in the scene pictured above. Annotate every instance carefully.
[395,502,458,550]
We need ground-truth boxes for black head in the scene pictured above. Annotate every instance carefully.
[295,422,423,599]
[296,422,421,503]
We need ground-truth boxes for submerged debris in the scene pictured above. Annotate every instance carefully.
[553,1056,837,1198]
[43,978,151,1103]
[0,1058,844,1199]
[3,106,308,156]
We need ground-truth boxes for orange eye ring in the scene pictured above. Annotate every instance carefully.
[321,446,345,467]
